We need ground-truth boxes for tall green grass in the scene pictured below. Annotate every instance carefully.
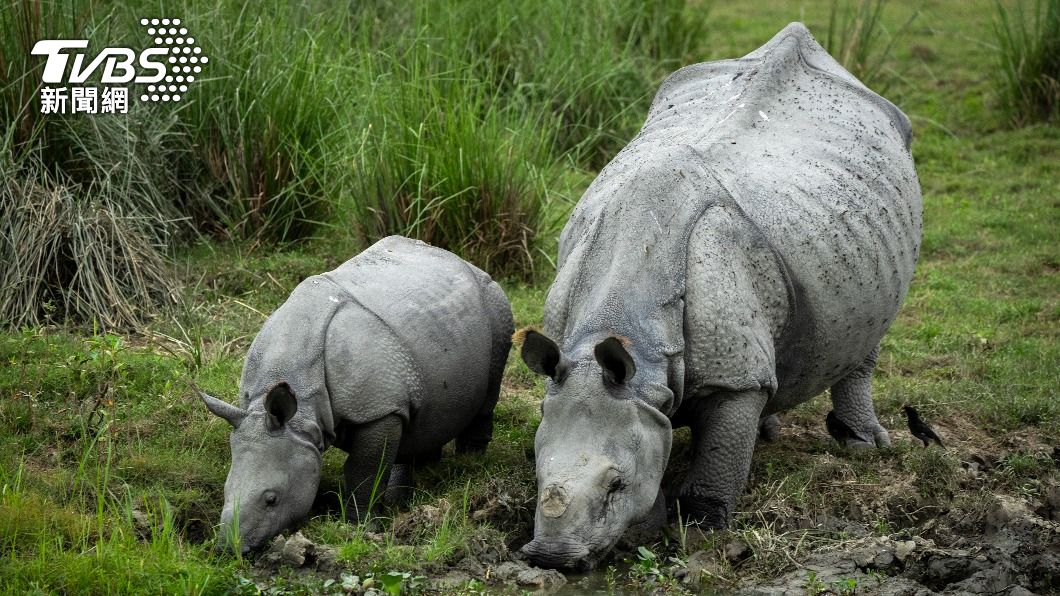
[824,0,917,90]
[1,0,703,328]
[394,0,705,166]
[174,2,353,242]
[993,0,1060,125]
[0,1,188,328]
[342,39,561,276]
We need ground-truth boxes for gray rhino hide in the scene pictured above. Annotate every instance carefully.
[527,23,922,568]
[546,22,920,408]
[214,235,510,552]
[240,237,495,437]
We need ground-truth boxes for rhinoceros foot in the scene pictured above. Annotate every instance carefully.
[677,484,732,530]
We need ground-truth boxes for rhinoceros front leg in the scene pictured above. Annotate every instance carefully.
[829,346,891,448]
[679,388,768,529]
[343,414,403,522]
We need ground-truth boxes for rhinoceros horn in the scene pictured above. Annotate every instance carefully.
[199,389,247,428]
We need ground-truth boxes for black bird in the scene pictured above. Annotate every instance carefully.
[903,405,944,447]
[826,410,867,445]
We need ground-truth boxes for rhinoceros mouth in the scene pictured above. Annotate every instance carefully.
[520,535,604,570]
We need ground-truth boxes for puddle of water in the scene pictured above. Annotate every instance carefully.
[552,568,626,595]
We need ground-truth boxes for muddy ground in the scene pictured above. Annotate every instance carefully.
[234,415,1060,595]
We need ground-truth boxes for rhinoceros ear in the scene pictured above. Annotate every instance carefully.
[519,329,568,382]
[594,337,636,385]
[200,390,247,428]
[265,382,298,430]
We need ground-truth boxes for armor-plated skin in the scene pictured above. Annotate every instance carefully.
[201,236,513,552]
[519,23,922,569]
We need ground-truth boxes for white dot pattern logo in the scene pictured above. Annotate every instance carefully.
[139,17,205,103]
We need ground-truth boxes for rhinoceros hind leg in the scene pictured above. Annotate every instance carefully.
[758,414,781,443]
[385,447,443,507]
[456,405,494,454]
[829,346,890,448]
[678,389,768,529]
[343,414,403,522]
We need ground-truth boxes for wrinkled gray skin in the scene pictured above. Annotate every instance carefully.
[519,23,922,569]
[201,236,513,553]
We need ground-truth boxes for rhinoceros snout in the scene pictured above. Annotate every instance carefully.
[539,483,571,518]
[520,535,592,570]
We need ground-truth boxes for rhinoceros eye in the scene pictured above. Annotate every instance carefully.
[604,467,626,496]
[264,491,278,506]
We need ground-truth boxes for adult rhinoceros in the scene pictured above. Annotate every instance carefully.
[518,23,922,569]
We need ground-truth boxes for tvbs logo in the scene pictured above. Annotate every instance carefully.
[32,18,207,115]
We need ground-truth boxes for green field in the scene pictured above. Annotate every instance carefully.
[1,0,1057,594]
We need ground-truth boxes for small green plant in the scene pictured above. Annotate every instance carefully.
[148,314,218,372]
[834,576,859,595]
[994,451,1053,497]
[422,484,476,564]
[907,448,959,500]
[605,564,618,594]
[231,575,261,595]
[379,571,407,595]
[224,501,243,563]
[993,0,1060,125]
[628,545,688,591]
[872,518,893,535]
[340,573,361,592]
[673,500,691,553]
[635,545,661,574]
[804,570,827,595]
[75,330,128,433]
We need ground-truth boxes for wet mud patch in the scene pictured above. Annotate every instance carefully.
[243,527,569,594]
[233,504,1059,594]
[231,411,1057,595]
[735,500,1060,595]
[673,413,1060,595]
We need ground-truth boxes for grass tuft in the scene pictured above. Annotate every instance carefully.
[0,126,182,329]
[0,2,187,329]
[824,0,917,89]
[993,0,1060,125]
[344,42,561,276]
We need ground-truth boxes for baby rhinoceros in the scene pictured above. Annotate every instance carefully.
[200,236,513,553]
